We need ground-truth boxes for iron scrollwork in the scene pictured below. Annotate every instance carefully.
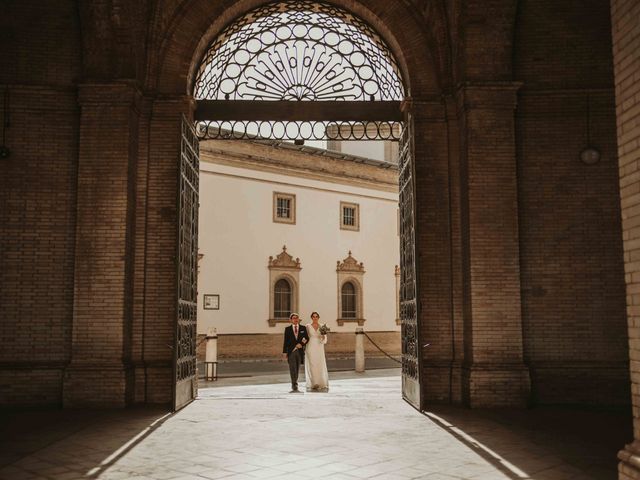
[399,118,419,384]
[196,120,402,141]
[175,117,200,409]
[194,1,404,102]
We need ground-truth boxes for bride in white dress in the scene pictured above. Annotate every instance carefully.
[305,312,329,392]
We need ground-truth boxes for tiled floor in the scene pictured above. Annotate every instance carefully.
[0,371,631,479]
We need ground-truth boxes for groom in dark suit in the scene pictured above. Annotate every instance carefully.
[282,313,309,393]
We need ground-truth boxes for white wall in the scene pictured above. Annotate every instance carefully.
[197,160,400,335]
[339,140,386,161]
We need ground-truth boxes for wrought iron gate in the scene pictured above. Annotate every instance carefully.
[174,116,199,411]
[399,115,421,410]
[186,0,422,409]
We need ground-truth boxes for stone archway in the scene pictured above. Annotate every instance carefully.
[180,0,427,410]
[1,3,630,450]
[66,0,535,410]
[143,0,456,411]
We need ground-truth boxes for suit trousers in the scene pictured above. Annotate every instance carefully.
[288,349,302,390]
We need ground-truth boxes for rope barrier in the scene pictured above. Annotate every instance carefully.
[362,331,402,364]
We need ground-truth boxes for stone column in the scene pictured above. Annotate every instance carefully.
[63,82,141,407]
[130,95,153,404]
[457,82,530,407]
[141,96,196,405]
[411,98,457,404]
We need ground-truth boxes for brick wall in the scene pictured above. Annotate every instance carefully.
[457,84,531,408]
[514,0,628,405]
[610,1,640,478]
[0,1,81,87]
[413,108,459,405]
[0,0,81,406]
[62,83,141,408]
[0,0,633,416]
[196,331,400,360]
[139,100,194,405]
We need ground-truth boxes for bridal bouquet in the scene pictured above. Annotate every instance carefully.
[319,324,331,335]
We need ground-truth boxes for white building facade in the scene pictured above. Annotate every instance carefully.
[197,138,401,359]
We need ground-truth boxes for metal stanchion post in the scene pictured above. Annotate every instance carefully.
[355,327,365,373]
[205,328,218,381]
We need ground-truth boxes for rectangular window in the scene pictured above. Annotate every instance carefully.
[343,207,355,226]
[273,192,296,224]
[340,202,359,231]
[277,198,290,218]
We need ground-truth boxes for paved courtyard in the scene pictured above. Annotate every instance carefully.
[0,370,631,480]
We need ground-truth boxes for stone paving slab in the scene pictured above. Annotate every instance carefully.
[0,372,631,480]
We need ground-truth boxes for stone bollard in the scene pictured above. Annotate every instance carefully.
[355,327,365,373]
[205,328,218,381]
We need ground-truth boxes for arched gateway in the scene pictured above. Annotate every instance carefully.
[4,0,629,426]
[174,0,421,410]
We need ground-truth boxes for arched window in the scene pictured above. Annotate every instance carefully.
[268,246,301,326]
[341,282,357,318]
[336,252,365,326]
[274,279,292,319]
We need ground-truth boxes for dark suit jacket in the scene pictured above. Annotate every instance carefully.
[282,324,309,356]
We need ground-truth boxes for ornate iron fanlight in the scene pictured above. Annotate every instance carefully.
[193,1,405,102]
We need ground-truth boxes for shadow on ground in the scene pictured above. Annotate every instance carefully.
[0,371,633,480]
[0,408,171,479]
[424,405,632,479]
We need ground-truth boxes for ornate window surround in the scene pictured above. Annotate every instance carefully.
[336,251,365,326]
[268,246,302,326]
[273,192,296,224]
[340,201,360,231]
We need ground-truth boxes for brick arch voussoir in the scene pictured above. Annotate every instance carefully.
[149,0,450,98]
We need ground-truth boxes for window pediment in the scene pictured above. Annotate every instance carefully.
[269,245,302,270]
[336,251,364,273]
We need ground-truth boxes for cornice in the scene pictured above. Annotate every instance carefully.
[200,141,399,193]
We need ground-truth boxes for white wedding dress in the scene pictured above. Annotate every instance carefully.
[304,323,329,391]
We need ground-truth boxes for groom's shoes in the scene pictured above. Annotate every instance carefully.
[289,387,302,393]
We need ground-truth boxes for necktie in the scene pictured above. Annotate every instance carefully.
[294,325,298,338]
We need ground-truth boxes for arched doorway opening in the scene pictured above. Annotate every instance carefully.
[173,0,423,410]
